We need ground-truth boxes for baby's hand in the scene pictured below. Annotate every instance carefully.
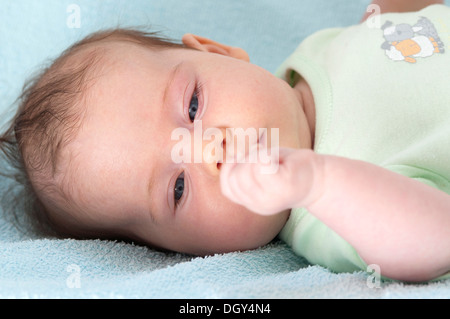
[220,147,322,215]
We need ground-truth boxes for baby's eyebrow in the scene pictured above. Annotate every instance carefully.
[162,61,184,105]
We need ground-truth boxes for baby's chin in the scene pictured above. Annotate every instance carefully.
[197,213,290,256]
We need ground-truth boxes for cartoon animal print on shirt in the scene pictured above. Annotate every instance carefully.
[381,17,445,63]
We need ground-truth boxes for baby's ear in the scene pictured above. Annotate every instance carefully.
[182,33,250,62]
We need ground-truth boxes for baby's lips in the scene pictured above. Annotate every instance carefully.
[224,147,247,165]
[258,129,267,148]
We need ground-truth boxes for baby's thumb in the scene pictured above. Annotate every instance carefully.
[219,161,239,202]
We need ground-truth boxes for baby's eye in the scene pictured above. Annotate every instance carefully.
[188,91,199,122]
[174,172,185,207]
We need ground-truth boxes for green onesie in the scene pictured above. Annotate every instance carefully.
[276,4,450,282]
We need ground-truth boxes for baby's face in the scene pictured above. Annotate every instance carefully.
[65,40,311,255]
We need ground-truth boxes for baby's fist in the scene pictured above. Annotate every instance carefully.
[220,147,321,215]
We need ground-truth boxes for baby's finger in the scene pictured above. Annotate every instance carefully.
[219,162,243,204]
[220,160,258,206]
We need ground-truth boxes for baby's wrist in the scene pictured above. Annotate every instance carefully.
[290,149,325,208]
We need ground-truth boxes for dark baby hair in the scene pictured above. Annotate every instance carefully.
[0,28,187,238]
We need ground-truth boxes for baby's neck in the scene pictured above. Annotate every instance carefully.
[294,78,316,149]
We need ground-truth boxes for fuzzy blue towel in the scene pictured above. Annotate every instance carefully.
[1,0,449,298]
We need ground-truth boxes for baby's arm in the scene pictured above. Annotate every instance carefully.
[306,153,450,282]
[220,148,450,282]
[361,0,444,22]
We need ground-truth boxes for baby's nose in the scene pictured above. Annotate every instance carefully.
[201,135,226,172]
[201,128,258,173]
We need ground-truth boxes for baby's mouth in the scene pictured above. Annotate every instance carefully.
[220,129,268,165]
[258,130,267,148]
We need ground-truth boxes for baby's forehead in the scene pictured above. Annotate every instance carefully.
[68,42,174,143]
[77,41,179,90]
[89,39,176,64]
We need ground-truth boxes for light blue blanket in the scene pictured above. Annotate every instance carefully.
[1,0,449,298]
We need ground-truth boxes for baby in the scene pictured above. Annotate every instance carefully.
[1,0,449,283]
